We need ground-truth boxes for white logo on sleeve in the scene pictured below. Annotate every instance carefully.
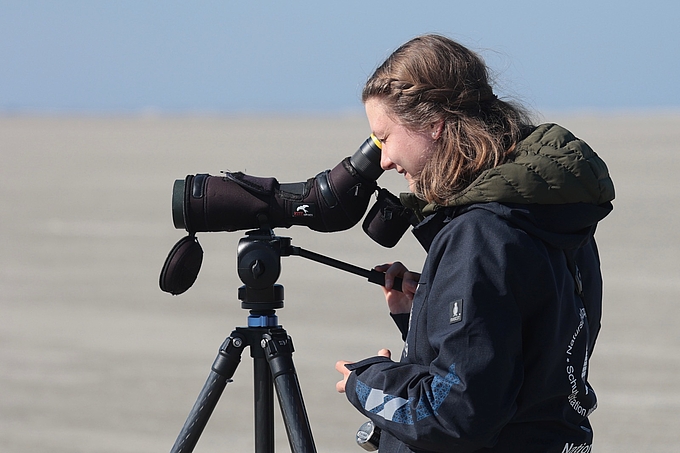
[450,299,463,324]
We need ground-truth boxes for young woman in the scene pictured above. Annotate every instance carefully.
[335,34,614,452]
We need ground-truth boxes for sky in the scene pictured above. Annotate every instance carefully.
[1,0,678,114]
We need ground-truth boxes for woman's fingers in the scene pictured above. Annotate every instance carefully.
[375,262,408,290]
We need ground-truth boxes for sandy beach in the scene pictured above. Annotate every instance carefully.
[1,113,678,452]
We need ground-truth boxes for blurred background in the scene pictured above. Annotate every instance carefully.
[1,2,679,452]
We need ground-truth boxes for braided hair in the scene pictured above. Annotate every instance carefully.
[363,34,533,204]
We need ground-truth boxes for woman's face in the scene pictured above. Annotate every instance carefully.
[365,98,437,192]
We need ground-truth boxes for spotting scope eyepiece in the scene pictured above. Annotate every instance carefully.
[172,135,383,234]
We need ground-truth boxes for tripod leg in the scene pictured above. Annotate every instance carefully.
[170,333,246,453]
[262,329,317,453]
[253,356,275,453]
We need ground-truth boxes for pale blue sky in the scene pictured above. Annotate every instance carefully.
[1,1,678,114]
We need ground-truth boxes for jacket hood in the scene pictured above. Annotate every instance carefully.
[401,123,615,221]
[404,123,615,251]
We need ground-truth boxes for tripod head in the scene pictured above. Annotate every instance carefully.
[237,228,288,312]
[161,222,403,303]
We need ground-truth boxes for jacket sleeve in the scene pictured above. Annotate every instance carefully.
[345,211,529,452]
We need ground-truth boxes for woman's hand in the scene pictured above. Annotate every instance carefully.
[335,349,391,393]
[374,262,420,314]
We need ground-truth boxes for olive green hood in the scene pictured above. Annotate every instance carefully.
[401,123,615,219]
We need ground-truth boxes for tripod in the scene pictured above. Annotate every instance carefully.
[169,229,316,453]
[169,229,402,453]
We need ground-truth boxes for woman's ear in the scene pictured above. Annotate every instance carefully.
[431,120,444,140]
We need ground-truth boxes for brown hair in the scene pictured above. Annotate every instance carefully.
[363,34,533,204]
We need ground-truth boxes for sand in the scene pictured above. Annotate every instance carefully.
[1,112,678,452]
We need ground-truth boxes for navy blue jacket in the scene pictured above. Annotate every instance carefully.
[344,125,614,452]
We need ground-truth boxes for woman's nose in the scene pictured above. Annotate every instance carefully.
[380,152,395,171]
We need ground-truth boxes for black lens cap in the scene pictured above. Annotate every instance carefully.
[159,234,203,295]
